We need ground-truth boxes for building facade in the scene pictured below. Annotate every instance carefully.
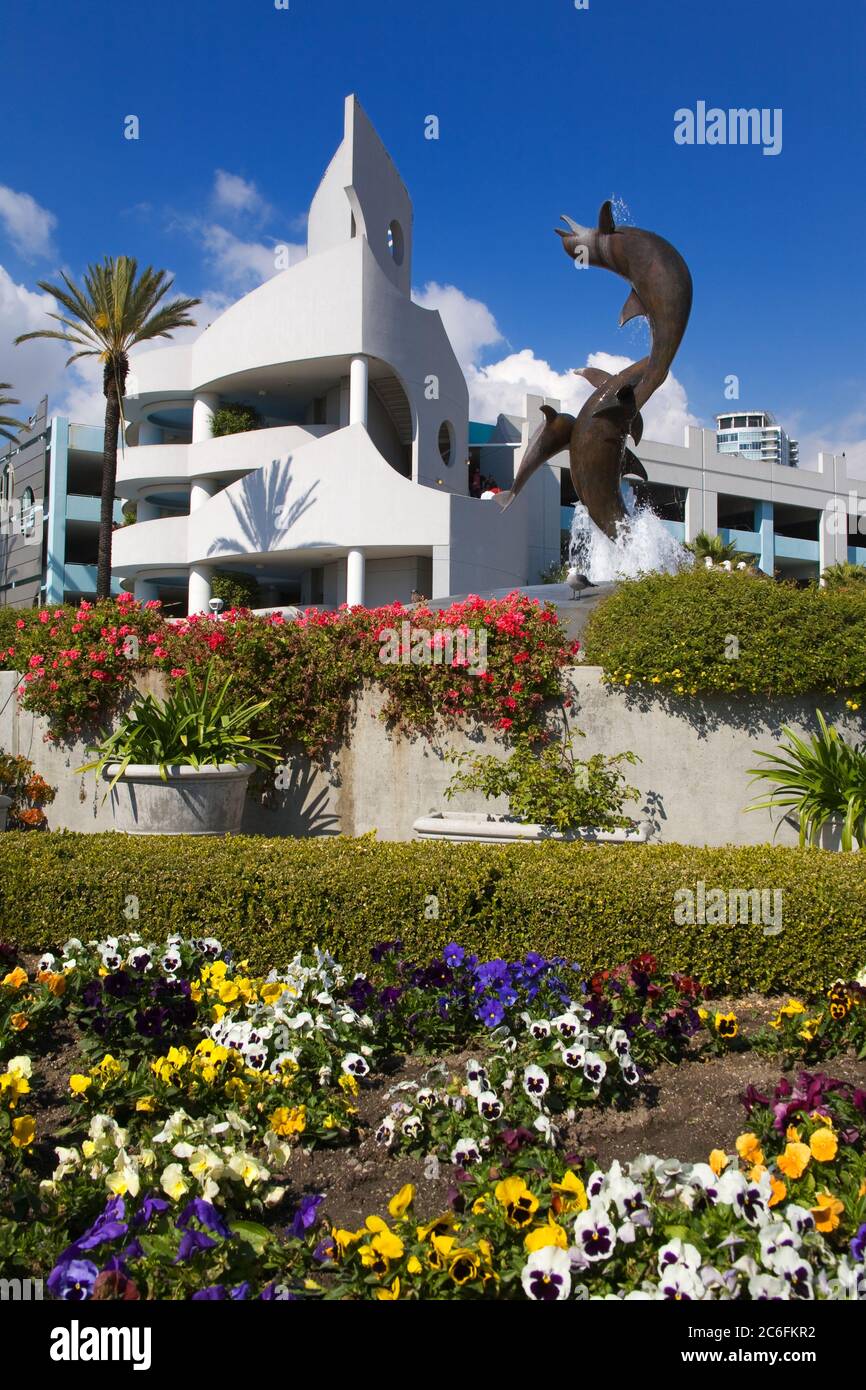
[113,95,545,613]
[0,402,121,608]
[716,410,799,468]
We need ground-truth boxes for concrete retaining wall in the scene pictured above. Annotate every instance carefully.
[0,668,857,847]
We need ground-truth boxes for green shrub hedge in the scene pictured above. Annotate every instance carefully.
[1,834,864,993]
[582,568,866,704]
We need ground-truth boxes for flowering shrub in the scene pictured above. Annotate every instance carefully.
[0,752,56,829]
[0,592,576,757]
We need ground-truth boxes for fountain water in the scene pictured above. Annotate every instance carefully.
[569,483,686,583]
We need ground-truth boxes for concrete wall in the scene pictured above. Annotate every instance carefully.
[0,668,858,847]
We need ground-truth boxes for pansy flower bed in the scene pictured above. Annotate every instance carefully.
[1,933,865,1300]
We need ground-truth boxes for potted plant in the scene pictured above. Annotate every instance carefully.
[78,661,280,835]
[414,733,651,844]
[747,710,866,850]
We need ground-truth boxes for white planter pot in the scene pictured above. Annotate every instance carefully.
[104,763,256,836]
[0,793,11,831]
[413,811,652,845]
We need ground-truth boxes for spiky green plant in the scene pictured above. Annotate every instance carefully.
[821,562,866,590]
[78,661,280,794]
[747,711,866,850]
[684,530,751,567]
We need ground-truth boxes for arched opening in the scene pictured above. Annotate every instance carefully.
[386,220,405,267]
[438,421,455,467]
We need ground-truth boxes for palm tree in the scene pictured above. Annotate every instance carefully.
[821,562,866,589]
[15,258,199,599]
[0,384,26,442]
[684,529,751,567]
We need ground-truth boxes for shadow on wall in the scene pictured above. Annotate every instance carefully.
[206,458,322,560]
[606,683,865,745]
[243,755,342,838]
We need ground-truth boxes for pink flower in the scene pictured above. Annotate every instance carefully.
[497,717,514,730]
[144,599,162,609]
[170,667,187,679]
[153,646,168,659]
[28,654,44,669]
[15,619,25,630]
[91,669,107,681]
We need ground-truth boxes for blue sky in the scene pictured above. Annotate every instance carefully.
[1,0,864,466]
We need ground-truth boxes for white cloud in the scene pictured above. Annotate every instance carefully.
[0,185,57,260]
[414,281,697,444]
[213,170,270,220]
[793,405,866,478]
[199,224,305,292]
[413,281,504,370]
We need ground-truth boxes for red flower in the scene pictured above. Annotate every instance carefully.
[497,717,513,730]
[513,652,530,664]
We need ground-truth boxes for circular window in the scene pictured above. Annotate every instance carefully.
[386,220,404,266]
[22,486,36,536]
[438,421,455,467]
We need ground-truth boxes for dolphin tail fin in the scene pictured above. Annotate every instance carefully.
[619,287,647,327]
[621,448,648,483]
[575,366,612,390]
[492,490,514,511]
[598,200,616,234]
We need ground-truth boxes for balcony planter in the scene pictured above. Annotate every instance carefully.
[103,762,256,836]
[0,794,11,831]
[412,811,652,845]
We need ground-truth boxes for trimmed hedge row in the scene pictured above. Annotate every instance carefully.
[1,834,865,993]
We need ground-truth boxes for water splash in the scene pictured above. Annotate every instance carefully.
[569,485,687,583]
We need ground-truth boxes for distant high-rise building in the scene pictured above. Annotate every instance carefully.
[715,410,799,467]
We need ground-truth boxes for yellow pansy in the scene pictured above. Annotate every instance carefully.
[777,1142,811,1180]
[68,1074,92,1095]
[10,1013,28,1032]
[388,1184,415,1219]
[551,1170,589,1213]
[709,1150,729,1176]
[524,1217,569,1252]
[270,1105,306,1137]
[11,1116,36,1147]
[375,1277,401,1300]
[406,1255,422,1275]
[809,1128,838,1162]
[2,967,28,990]
[811,1191,844,1233]
[736,1133,764,1166]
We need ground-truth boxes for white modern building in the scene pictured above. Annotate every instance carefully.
[113,95,862,610]
[113,96,550,613]
[716,410,799,468]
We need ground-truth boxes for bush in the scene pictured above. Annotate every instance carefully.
[1,834,864,993]
[582,567,866,704]
[210,403,261,437]
[211,570,261,610]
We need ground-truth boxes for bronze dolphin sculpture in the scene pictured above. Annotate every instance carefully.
[567,374,645,540]
[556,200,692,409]
[494,359,647,523]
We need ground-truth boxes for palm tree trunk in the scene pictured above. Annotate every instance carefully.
[97,359,127,601]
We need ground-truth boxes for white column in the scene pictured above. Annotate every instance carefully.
[192,392,219,443]
[349,357,369,428]
[189,478,215,513]
[684,487,702,543]
[138,420,162,446]
[702,489,718,536]
[133,578,158,603]
[136,498,158,523]
[188,563,213,615]
[346,548,366,606]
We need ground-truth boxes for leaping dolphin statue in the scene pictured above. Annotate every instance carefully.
[494,359,647,519]
[566,373,645,540]
[556,200,692,410]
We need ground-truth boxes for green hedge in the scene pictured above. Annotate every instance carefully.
[1,834,864,993]
[582,568,866,702]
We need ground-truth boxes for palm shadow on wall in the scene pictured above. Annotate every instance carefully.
[205,456,326,559]
[245,755,342,838]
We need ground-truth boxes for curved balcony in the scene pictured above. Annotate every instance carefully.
[111,515,189,574]
[116,424,336,499]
